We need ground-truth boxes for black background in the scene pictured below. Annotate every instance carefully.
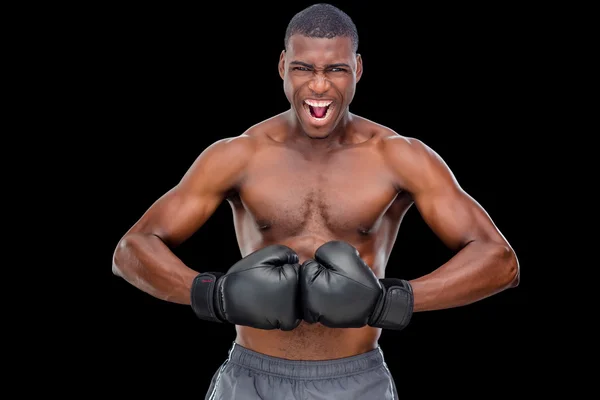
[104,1,534,394]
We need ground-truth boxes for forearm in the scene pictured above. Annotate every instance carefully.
[112,232,199,305]
[409,240,519,312]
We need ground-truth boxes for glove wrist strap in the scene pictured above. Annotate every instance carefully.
[369,278,414,330]
[190,272,225,323]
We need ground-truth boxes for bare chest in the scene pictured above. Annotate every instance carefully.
[237,148,398,235]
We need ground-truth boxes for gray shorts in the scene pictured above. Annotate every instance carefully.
[205,343,398,400]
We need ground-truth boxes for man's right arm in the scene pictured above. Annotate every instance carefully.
[112,135,255,305]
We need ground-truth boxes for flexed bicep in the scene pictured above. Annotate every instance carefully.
[382,135,519,311]
[112,135,256,303]
[383,136,508,252]
[412,183,505,251]
[125,135,256,248]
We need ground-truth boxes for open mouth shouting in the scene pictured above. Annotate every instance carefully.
[303,99,335,125]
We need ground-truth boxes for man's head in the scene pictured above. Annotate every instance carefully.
[279,3,362,139]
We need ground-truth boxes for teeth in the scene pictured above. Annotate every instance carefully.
[305,103,333,120]
[304,99,333,107]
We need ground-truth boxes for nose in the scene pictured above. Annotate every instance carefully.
[307,73,331,95]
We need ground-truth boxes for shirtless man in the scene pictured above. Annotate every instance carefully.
[112,4,520,399]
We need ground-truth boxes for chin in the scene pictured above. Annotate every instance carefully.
[304,131,331,139]
[299,119,335,139]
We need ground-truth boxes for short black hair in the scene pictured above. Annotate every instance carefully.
[284,3,359,53]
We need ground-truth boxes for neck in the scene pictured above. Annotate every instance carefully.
[285,109,354,150]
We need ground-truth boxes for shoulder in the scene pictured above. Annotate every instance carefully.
[182,115,287,188]
[365,125,456,193]
[191,111,292,170]
[351,115,433,159]
[354,116,435,164]
[243,111,291,144]
[177,133,257,192]
[194,133,257,168]
[200,112,287,153]
[380,134,439,166]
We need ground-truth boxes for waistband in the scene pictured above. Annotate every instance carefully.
[225,342,386,379]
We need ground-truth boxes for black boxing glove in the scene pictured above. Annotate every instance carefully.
[191,244,302,331]
[300,240,413,330]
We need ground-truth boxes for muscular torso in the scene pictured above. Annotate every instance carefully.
[226,115,413,360]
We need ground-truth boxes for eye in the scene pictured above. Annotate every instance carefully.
[293,67,310,71]
[329,68,346,73]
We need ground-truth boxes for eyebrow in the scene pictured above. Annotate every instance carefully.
[290,61,351,69]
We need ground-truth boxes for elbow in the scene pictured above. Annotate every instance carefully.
[112,234,142,278]
[496,244,520,289]
[112,238,127,277]
[112,232,164,277]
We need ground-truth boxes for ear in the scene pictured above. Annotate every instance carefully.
[355,53,363,83]
[278,50,286,80]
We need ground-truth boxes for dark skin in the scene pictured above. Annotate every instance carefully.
[113,35,519,360]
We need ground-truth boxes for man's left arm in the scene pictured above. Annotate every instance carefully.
[383,136,520,312]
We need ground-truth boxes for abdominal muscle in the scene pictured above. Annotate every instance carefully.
[235,323,381,360]
[234,234,382,360]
